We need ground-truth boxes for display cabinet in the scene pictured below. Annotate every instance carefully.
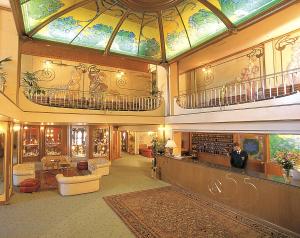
[44,126,67,156]
[22,126,40,161]
[90,127,109,158]
[71,126,87,158]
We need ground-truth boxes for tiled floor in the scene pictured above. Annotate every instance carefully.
[0,154,168,238]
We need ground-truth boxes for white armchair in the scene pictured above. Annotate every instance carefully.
[88,158,111,177]
[56,174,101,196]
[13,163,35,186]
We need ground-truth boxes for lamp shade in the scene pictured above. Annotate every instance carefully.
[165,139,177,148]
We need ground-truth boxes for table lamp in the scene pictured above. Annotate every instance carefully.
[165,139,177,156]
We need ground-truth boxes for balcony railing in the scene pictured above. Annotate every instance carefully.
[176,68,300,109]
[23,87,162,111]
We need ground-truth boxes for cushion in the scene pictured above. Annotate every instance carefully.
[19,178,40,187]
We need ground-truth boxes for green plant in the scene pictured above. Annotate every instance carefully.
[22,71,45,95]
[151,137,164,156]
[274,151,299,171]
[0,57,12,91]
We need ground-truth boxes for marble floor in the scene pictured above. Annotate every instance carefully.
[0,154,168,238]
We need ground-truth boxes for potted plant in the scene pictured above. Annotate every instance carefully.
[22,71,45,96]
[274,151,297,182]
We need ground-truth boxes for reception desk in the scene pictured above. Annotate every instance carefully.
[156,156,300,235]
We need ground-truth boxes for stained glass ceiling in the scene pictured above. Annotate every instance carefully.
[17,0,291,63]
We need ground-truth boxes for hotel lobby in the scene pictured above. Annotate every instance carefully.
[1,0,300,237]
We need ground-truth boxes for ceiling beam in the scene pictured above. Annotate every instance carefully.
[175,6,192,48]
[27,0,94,37]
[137,12,145,55]
[104,9,130,55]
[158,11,167,63]
[197,0,235,31]
[9,0,25,35]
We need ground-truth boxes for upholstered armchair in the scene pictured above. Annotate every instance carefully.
[88,158,111,177]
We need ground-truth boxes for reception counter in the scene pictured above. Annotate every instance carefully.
[156,156,300,235]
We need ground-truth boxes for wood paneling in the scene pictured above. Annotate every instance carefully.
[20,39,149,72]
[157,156,300,234]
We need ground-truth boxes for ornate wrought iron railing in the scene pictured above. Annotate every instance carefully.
[176,68,300,109]
[23,87,162,111]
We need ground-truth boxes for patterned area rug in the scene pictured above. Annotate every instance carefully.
[104,186,294,238]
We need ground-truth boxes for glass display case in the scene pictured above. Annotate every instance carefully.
[22,126,40,158]
[45,126,63,156]
[92,128,109,158]
[71,126,87,158]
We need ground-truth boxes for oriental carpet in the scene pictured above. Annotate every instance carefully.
[104,186,294,238]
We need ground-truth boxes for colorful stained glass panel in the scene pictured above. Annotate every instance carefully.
[110,12,143,56]
[177,0,226,47]
[33,2,98,44]
[138,13,162,60]
[162,7,191,60]
[20,0,81,33]
[210,0,284,25]
[72,4,126,50]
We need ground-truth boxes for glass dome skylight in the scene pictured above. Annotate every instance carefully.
[19,0,288,63]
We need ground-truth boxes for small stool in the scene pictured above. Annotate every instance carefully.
[19,178,40,193]
[77,161,88,170]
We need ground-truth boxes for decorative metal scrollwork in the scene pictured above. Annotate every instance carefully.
[34,69,55,82]
[275,34,299,52]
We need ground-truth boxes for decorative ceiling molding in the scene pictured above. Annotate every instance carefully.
[197,0,235,31]
[27,0,94,37]
[9,0,25,35]
[104,9,130,55]
[118,0,182,12]
[158,11,167,63]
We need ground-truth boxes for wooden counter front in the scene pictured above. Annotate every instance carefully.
[156,156,300,235]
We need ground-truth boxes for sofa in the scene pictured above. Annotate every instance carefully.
[41,155,71,170]
[13,163,35,186]
[88,158,111,177]
[139,144,153,158]
[56,174,101,196]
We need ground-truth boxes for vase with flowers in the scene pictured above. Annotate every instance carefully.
[274,151,297,183]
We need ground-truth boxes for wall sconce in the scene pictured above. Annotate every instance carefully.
[116,71,125,79]
[158,126,166,131]
[13,124,21,132]
[0,126,5,134]
[148,131,154,136]
[24,126,28,130]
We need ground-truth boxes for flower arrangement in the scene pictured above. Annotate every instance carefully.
[274,151,299,176]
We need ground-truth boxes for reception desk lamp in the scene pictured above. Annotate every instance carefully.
[165,139,177,156]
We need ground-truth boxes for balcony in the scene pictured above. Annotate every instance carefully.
[176,68,300,109]
[23,87,162,112]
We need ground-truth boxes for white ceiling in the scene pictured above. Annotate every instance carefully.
[0,0,10,8]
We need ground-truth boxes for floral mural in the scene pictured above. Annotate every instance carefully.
[27,0,64,20]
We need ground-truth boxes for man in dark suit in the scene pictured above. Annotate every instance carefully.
[230,142,248,169]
